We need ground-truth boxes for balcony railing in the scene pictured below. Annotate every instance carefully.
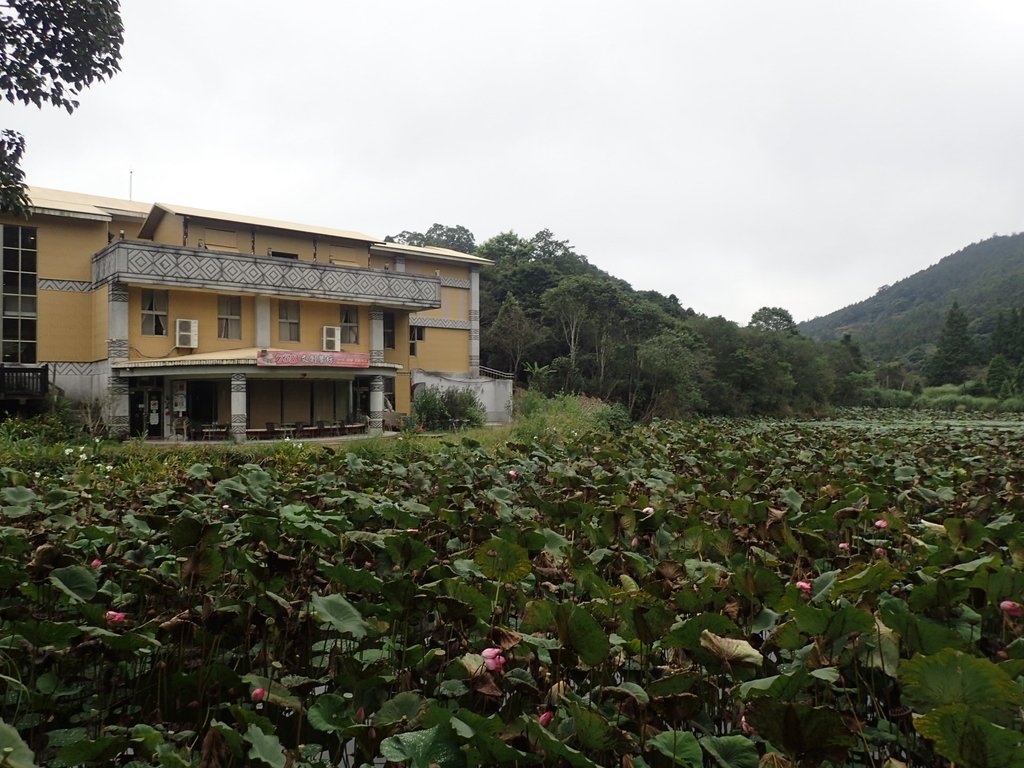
[0,364,49,399]
[92,241,441,310]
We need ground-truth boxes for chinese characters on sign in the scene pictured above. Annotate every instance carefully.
[256,350,371,368]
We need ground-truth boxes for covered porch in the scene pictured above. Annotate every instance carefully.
[109,347,397,441]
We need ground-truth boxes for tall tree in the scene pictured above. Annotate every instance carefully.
[749,306,798,334]
[485,294,537,379]
[926,301,977,385]
[1,0,124,214]
[386,223,476,254]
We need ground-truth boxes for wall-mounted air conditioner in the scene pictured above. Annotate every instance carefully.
[176,319,199,348]
[322,325,342,352]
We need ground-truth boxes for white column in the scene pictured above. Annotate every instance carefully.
[369,375,384,435]
[230,373,247,441]
[469,266,480,376]
[105,282,130,436]
[370,309,384,366]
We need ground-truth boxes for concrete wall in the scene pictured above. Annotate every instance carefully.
[411,370,512,424]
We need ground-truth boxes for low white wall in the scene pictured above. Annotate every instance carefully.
[411,370,513,424]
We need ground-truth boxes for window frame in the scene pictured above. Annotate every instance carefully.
[141,288,169,337]
[278,299,301,342]
[340,306,359,344]
[409,325,425,356]
[383,311,396,350]
[1,225,38,363]
[217,295,242,340]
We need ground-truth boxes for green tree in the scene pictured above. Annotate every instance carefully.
[926,301,977,385]
[749,306,798,334]
[484,294,537,379]
[386,223,476,254]
[987,354,1012,396]
[1,0,124,214]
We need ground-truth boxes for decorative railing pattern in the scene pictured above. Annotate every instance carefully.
[0,364,49,398]
[92,242,441,309]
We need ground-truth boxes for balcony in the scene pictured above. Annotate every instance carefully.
[92,241,441,310]
[0,364,49,399]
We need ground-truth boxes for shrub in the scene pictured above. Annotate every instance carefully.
[411,385,485,430]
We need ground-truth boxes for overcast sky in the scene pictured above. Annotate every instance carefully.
[9,1,1024,324]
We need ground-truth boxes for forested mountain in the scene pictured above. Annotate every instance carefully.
[798,233,1024,366]
[390,225,867,418]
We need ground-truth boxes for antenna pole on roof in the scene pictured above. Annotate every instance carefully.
[129,169,133,201]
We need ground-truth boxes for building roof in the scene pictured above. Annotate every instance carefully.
[28,187,152,220]
[137,202,380,244]
[370,241,493,265]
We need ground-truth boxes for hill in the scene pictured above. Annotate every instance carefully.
[798,233,1024,364]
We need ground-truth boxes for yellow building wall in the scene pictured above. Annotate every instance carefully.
[37,290,93,362]
[151,214,184,247]
[91,284,109,360]
[107,215,145,241]
[32,216,107,282]
[404,259,470,281]
[383,313,410,368]
[394,371,411,413]
[415,286,469,322]
[328,244,367,267]
[126,288,258,360]
[414,327,469,373]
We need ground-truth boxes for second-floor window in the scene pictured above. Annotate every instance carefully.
[218,296,242,339]
[383,312,395,349]
[141,289,168,336]
[409,325,425,356]
[279,300,300,342]
[340,306,358,344]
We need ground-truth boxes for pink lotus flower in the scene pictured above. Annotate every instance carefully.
[874,519,888,529]
[838,542,850,551]
[90,558,103,568]
[796,580,812,596]
[641,506,654,515]
[507,470,518,479]
[104,610,126,624]
[874,547,887,557]
[481,647,506,672]
[1000,600,1024,617]
[538,710,554,727]
[251,687,267,702]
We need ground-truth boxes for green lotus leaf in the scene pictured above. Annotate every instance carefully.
[567,604,610,666]
[379,724,466,768]
[647,730,702,767]
[900,649,1023,724]
[375,692,428,728]
[914,704,1024,768]
[699,630,763,667]
[0,719,40,768]
[244,724,286,768]
[48,565,96,603]
[745,700,855,767]
[700,734,760,768]
[310,592,368,639]
[474,537,530,583]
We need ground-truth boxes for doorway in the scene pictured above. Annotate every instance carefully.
[129,388,163,438]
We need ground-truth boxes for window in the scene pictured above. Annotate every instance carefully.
[340,306,359,344]
[409,325,425,356]
[383,312,396,349]
[218,296,242,339]
[279,300,300,342]
[141,289,168,336]
[270,250,298,260]
[1,225,37,363]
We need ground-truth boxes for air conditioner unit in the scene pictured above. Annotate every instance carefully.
[322,325,342,352]
[175,318,199,348]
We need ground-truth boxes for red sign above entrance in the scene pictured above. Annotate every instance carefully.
[256,350,371,368]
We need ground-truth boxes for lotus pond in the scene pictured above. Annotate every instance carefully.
[2,415,1024,767]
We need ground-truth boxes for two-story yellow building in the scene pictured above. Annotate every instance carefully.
[0,187,501,439]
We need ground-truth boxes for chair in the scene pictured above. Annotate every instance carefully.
[265,422,278,440]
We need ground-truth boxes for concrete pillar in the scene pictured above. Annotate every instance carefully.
[255,296,271,349]
[106,282,130,436]
[370,309,384,366]
[230,373,247,441]
[369,375,384,435]
[469,266,480,376]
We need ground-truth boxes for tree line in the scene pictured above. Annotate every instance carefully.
[390,226,868,419]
